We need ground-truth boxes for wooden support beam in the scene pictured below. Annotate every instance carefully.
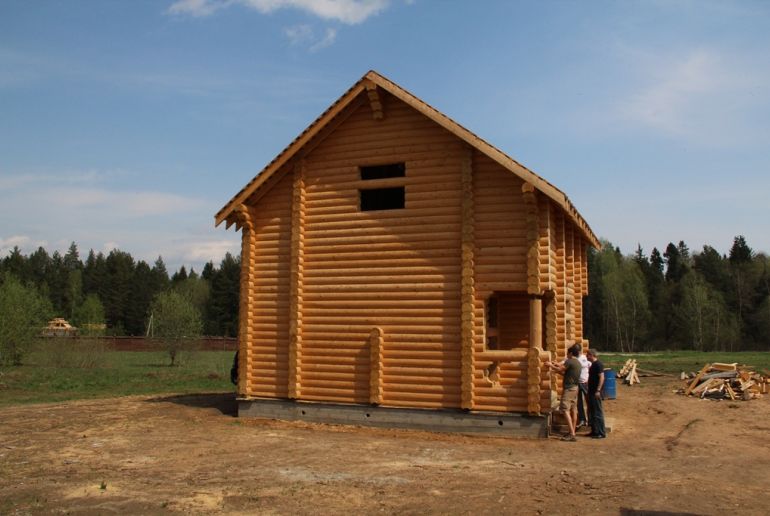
[235,204,255,397]
[364,80,384,120]
[369,327,384,404]
[288,161,306,399]
[527,297,543,415]
[460,147,475,410]
[522,182,540,296]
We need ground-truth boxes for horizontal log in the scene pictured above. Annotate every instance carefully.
[299,385,367,398]
[303,267,459,279]
[382,350,461,360]
[303,315,460,326]
[382,383,461,395]
[300,378,370,389]
[309,133,458,160]
[381,391,461,403]
[300,240,460,255]
[382,373,461,384]
[304,217,462,236]
[307,151,467,172]
[304,233,461,249]
[299,362,364,373]
[302,299,460,310]
[303,283,459,293]
[303,256,459,269]
[384,358,461,368]
[304,331,461,343]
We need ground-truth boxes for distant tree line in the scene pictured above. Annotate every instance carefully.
[585,236,770,352]
[3,235,769,352]
[0,243,240,337]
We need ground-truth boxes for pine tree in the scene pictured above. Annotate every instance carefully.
[206,253,240,336]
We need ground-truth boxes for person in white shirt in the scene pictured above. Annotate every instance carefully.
[574,343,591,428]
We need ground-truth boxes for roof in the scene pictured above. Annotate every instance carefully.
[215,70,599,247]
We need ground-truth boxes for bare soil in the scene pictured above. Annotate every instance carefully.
[1,378,768,515]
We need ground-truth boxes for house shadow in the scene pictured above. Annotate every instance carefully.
[619,510,702,516]
[146,392,238,416]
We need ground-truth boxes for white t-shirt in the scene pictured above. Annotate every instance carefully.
[578,355,590,384]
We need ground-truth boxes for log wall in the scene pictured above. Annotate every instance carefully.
[298,92,464,409]
[243,172,293,398]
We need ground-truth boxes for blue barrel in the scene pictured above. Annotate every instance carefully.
[602,369,617,400]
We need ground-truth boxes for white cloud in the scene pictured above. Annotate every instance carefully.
[0,169,240,271]
[284,24,337,51]
[310,27,337,51]
[284,24,315,45]
[615,48,770,146]
[38,188,206,217]
[176,239,240,263]
[167,0,233,17]
[0,235,47,257]
[168,0,389,24]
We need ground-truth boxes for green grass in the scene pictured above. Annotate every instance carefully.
[0,344,235,407]
[601,351,770,375]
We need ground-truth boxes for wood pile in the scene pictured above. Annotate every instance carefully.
[680,363,769,401]
[618,359,669,385]
[619,359,640,385]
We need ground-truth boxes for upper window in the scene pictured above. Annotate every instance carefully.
[359,163,406,211]
[360,163,405,180]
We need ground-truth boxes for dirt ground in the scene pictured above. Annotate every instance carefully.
[1,378,769,515]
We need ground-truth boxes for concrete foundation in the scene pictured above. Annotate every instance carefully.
[238,398,549,438]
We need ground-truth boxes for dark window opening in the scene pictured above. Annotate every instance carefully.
[486,295,499,350]
[360,163,405,180]
[360,187,405,211]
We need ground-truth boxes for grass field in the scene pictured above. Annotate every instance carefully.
[1,342,768,407]
[601,350,770,375]
[0,341,235,407]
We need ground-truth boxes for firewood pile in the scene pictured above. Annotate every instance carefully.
[618,359,669,385]
[619,359,640,385]
[679,363,769,401]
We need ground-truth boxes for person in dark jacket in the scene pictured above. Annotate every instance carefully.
[230,351,239,386]
[586,349,606,439]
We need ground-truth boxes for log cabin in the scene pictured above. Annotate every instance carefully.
[216,70,599,431]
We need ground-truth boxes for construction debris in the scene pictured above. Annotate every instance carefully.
[679,363,769,401]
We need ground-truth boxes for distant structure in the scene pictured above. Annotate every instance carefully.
[41,318,78,337]
[216,71,599,430]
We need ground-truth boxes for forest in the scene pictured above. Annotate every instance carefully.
[586,236,770,352]
[1,235,768,352]
[0,243,240,338]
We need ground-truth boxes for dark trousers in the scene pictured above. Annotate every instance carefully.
[588,391,606,437]
[577,383,588,424]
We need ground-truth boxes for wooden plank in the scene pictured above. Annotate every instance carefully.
[685,364,712,396]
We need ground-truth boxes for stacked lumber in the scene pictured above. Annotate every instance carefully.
[680,363,769,401]
[618,359,640,385]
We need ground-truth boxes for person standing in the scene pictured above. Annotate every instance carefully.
[586,348,606,439]
[575,343,591,429]
[547,345,582,441]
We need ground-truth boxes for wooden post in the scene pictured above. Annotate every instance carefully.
[288,161,306,399]
[460,147,475,410]
[235,204,255,397]
[369,327,384,404]
[522,182,540,296]
[527,297,543,415]
[523,182,543,415]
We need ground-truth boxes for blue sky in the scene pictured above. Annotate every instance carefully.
[2,0,769,272]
